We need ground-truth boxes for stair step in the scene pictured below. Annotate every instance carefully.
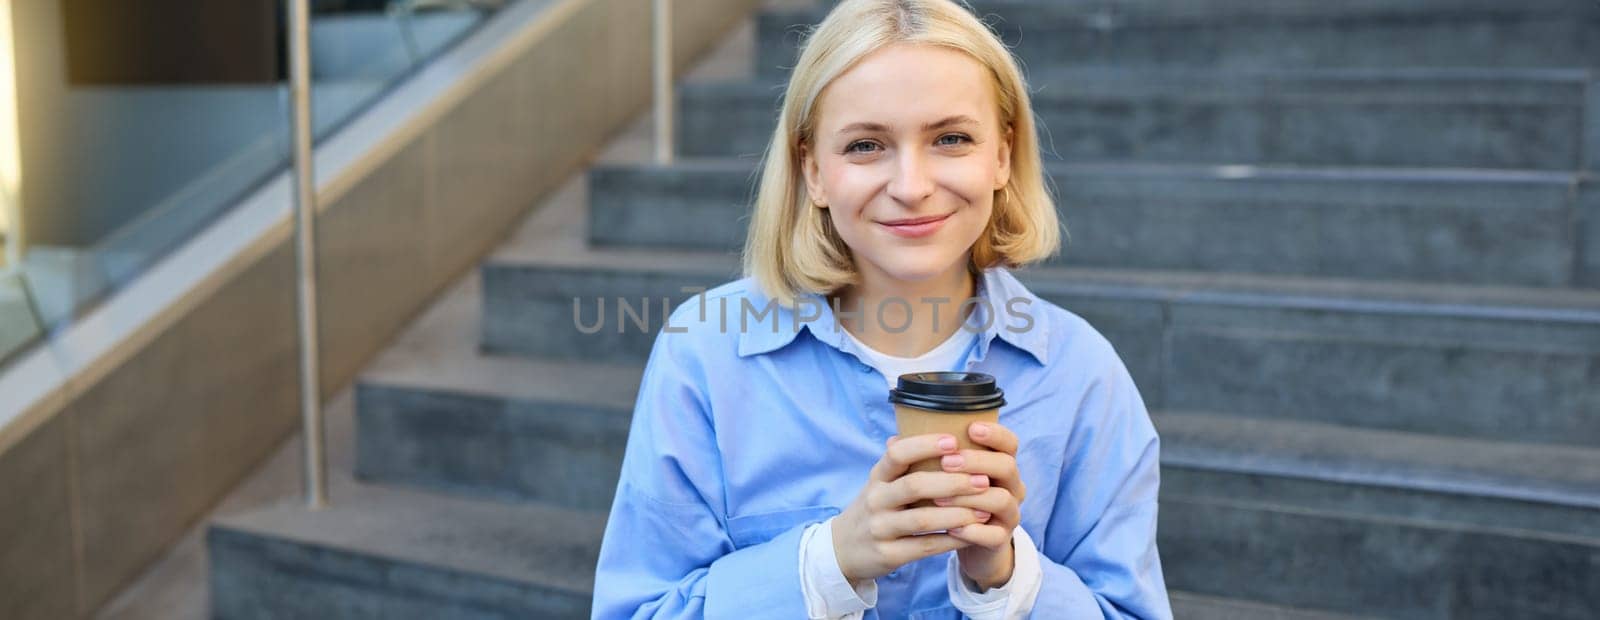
[679,68,1596,171]
[1160,495,1600,619]
[358,313,1600,540]
[1158,412,1600,538]
[350,351,1600,616]
[343,208,1598,618]
[481,246,1600,447]
[356,273,637,510]
[589,160,1595,289]
[1169,592,1371,620]
[208,483,603,619]
[202,482,1399,619]
[757,2,1600,76]
[359,335,1600,530]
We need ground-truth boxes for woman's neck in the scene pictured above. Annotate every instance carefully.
[832,261,978,358]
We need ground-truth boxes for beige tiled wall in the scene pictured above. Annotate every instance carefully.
[0,414,76,619]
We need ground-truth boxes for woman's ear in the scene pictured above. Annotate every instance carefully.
[799,141,828,209]
[994,126,1013,191]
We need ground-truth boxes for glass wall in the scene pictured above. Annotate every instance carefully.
[0,0,508,368]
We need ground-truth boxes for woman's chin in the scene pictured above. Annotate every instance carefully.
[869,255,968,284]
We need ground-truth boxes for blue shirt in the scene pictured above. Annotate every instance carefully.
[592,266,1172,619]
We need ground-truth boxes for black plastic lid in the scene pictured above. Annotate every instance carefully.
[888,372,1006,413]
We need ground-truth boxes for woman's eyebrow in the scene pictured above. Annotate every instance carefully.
[836,115,981,135]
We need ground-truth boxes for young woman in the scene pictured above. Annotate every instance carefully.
[592,1,1170,618]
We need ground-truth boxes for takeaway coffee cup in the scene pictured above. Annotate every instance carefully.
[889,372,1005,509]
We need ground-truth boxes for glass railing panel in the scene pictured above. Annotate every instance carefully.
[0,267,40,367]
[0,0,507,366]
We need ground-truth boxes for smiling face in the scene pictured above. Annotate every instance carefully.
[800,43,1012,288]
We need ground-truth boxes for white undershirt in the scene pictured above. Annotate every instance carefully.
[841,325,977,388]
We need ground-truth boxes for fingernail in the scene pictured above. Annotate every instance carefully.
[934,497,953,506]
[941,454,964,470]
[971,423,990,438]
[971,475,989,488]
[974,510,991,521]
[937,436,957,451]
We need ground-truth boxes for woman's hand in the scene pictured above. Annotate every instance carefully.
[940,421,1026,590]
[832,433,995,582]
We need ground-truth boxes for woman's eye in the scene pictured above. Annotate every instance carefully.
[938,134,973,147]
[845,135,968,154]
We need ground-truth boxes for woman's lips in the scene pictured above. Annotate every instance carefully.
[879,213,951,238]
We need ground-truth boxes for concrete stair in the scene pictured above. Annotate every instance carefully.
[679,68,1600,171]
[482,245,1600,449]
[209,481,602,619]
[353,273,637,511]
[208,1,1600,617]
[233,262,1600,618]
[209,260,1429,619]
[220,243,1600,617]
[757,1,1600,76]
[1160,497,1599,619]
[1166,592,1368,620]
[588,160,1598,288]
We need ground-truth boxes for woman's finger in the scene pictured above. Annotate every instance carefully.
[932,488,1020,527]
[870,506,989,539]
[932,486,1015,511]
[871,433,958,483]
[947,522,1011,549]
[940,449,1026,505]
[878,470,988,509]
[967,421,1019,455]
[879,532,971,565]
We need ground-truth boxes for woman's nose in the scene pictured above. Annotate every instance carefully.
[887,150,935,205]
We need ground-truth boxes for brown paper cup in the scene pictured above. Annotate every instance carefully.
[894,404,999,509]
[888,372,1006,510]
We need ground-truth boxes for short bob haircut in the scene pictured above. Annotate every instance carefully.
[741,0,1062,310]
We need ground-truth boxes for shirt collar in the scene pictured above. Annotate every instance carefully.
[736,266,1050,366]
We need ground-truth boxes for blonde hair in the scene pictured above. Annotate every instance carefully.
[740,0,1062,309]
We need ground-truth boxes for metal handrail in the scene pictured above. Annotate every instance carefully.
[654,0,674,164]
[288,0,328,510]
